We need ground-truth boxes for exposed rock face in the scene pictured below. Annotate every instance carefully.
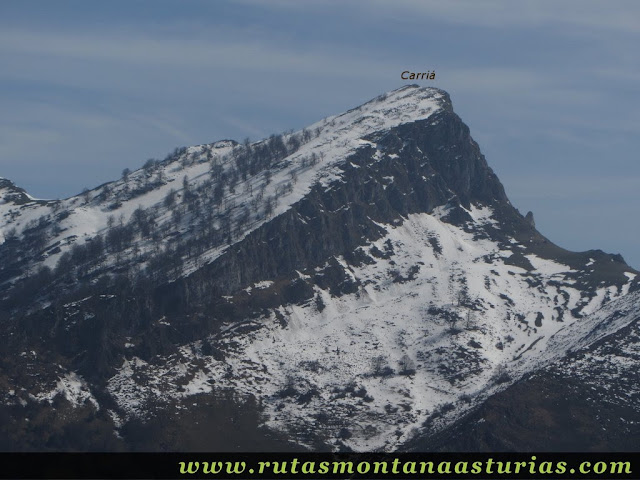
[0,178,34,206]
[525,210,535,228]
[172,106,521,299]
[0,86,638,451]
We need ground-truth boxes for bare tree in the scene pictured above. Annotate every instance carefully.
[371,355,388,376]
[398,354,416,376]
[445,312,459,332]
[264,196,275,218]
[143,158,156,174]
[456,289,466,307]
[465,309,475,329]
[164,188,177,209]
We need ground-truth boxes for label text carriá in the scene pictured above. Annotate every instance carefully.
[401,70,436,80]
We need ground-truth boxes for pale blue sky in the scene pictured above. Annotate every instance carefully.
[1,0,639,267]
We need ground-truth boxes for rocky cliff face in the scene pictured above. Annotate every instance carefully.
[0,85,638,451]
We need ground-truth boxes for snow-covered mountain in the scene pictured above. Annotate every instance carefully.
[1,85,638,451]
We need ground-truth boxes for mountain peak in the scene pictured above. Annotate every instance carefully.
[0,177,37,206]
[327,84,449,132]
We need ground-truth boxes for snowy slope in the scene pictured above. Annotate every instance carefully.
[105,204,638,451]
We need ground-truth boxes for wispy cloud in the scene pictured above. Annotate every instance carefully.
[257,0,640,34]
[0,27,389,78]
